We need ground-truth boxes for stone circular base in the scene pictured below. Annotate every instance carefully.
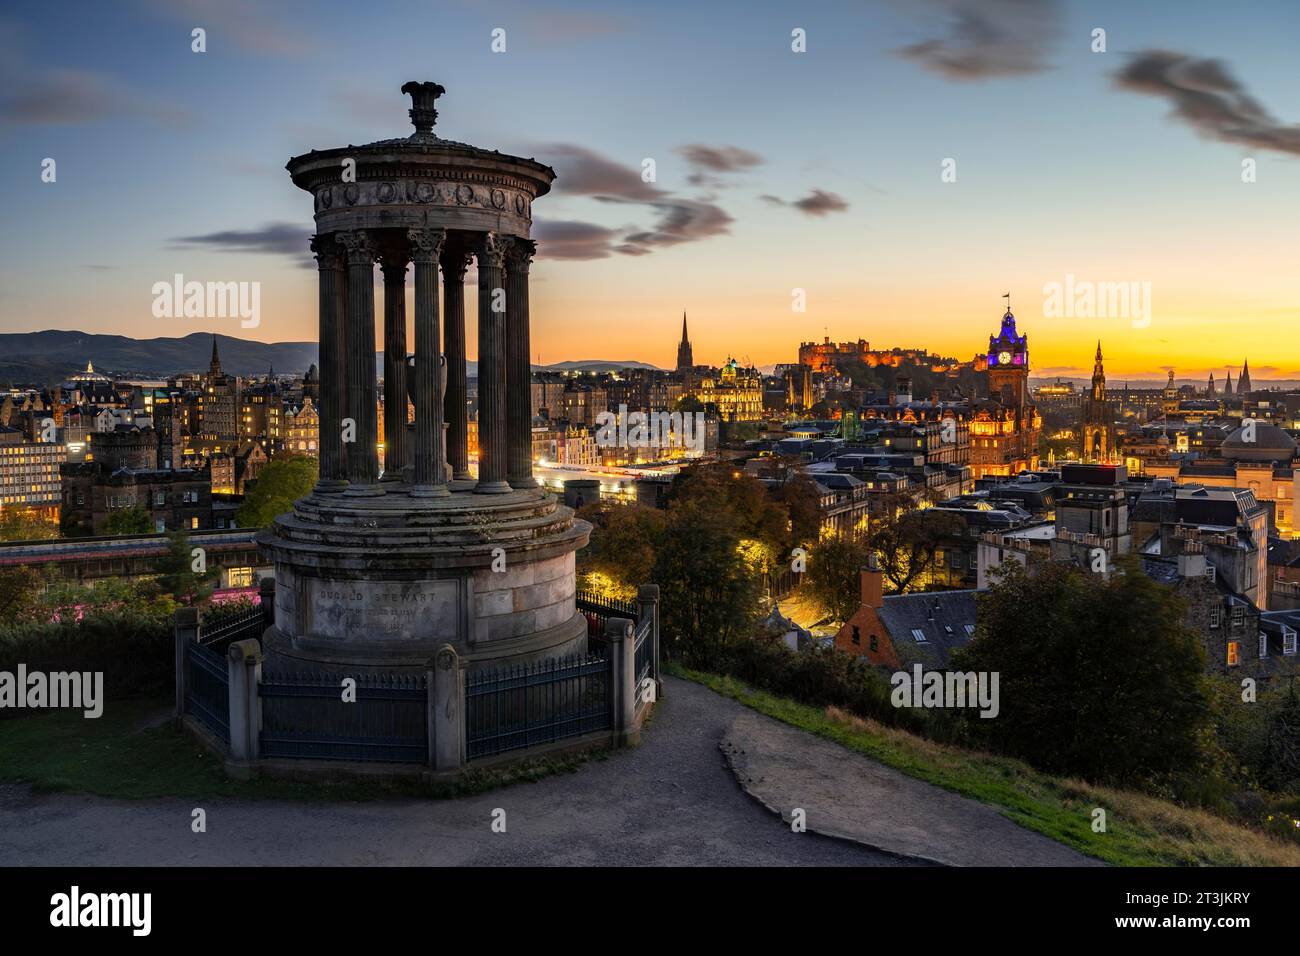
[257,483,592,673]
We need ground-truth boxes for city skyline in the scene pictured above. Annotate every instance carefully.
[3,0,1299,380]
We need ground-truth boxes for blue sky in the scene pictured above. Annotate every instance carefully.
[2,0,1298,380]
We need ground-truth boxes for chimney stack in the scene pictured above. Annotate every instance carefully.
[860,554,883,609]
[1178,550,1206,579]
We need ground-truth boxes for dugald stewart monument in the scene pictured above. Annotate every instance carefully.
[260,82,591,678]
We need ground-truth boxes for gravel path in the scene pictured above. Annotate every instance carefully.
[0,677,915,867]
[723,711,1102,866]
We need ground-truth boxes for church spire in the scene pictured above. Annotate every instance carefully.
[1090,341,1106,401]
[209,335,222,378]
[1238,358,1251,394]
[676,310,693,371]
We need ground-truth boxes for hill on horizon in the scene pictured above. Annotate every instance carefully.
[0,330,318,383]
[0,330,665,385]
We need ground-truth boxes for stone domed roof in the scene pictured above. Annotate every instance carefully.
[1221,422,1297,462]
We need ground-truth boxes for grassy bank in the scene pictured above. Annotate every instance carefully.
[0,698,599,801]
[671,664,1300,867]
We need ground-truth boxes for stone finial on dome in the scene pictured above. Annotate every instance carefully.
[401,81,446,135]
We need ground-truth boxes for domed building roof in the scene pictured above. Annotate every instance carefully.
[1220,422,1297,462]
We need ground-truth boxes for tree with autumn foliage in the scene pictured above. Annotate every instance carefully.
[866,492,963,593]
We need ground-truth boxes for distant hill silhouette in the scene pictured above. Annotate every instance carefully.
[541,360,663,372]
[0,330,318,384]
[0,330,664,386]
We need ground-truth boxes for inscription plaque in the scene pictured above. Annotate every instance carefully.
[307,577,460,641]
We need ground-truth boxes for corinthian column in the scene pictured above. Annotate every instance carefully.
[441,241,473,481]
[379,248,410,482]
[408,227,449,497]
[504,237,537,489]
[474,232,510,494]
[311,234,347,492]
[336,229,382,495]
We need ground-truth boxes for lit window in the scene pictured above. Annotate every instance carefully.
[1227,642,1239,667]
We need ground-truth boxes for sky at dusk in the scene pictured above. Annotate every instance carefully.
[1,0,1298,382]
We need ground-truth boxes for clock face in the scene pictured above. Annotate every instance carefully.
[998,351,1012,365]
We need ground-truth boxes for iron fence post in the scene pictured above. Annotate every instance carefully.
[638,583,661,700]
[605,617,634,744]
[431,643,465,771]
[174,606,199,721]
[226,638,263,770]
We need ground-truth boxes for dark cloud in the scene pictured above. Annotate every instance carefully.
[530,143,734,259]
[678,144,763,186]
[1114,50,1300,156]
[761,189,850,217]
[171,222,311,260]
[543,143,661,201]
[0,67,189,127]
[532,220,621,260]
[895,0,1061,81]
[603,197,733,252]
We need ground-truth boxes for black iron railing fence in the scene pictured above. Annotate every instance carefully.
[465,654,612,760]
[260,670,427,763]
[177,581,659,771]
[199,603,266,652]
[634,615,652,700]
[185,639,230,742]
[575,591,639,640]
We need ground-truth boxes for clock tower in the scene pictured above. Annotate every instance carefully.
[986,305,1029,410]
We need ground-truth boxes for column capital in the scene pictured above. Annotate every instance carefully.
[503,236,536,274]
[408,227,446,264]
[378,256,409,282]
[475,231,508,270]
[310,234,343,270]
[336,229,375,266]
[439,242,473,280]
